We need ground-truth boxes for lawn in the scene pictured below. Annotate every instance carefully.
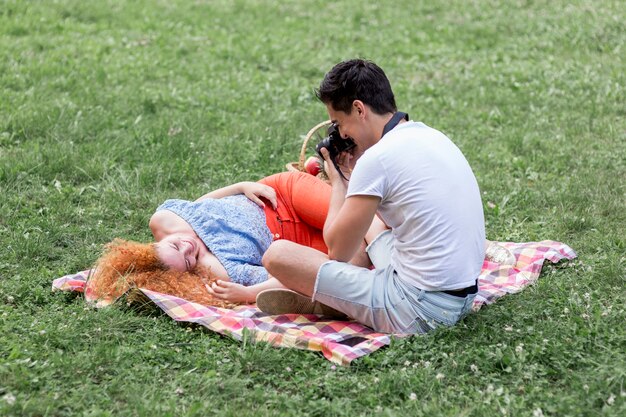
[0,0,624,416]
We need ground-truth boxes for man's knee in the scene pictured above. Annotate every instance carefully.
[262,240,294,272]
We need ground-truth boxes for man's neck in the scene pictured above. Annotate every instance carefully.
[377,112,408,140]
[372,112,396,141]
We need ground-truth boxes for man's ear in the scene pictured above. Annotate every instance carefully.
[353,100,367,119]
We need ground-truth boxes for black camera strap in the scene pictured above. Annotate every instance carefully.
[331,111,408,182]
[382,112,409,137]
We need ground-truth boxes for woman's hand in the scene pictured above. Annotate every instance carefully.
[239,182,278,209]
[205,280,256,304]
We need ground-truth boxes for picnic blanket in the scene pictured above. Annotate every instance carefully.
[52,240,576,366]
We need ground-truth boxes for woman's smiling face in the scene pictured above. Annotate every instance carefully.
[155,233,201,271]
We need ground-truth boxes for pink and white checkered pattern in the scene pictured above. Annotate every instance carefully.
[53,240,576,365]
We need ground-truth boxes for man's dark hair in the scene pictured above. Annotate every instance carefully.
[315,59,397,115]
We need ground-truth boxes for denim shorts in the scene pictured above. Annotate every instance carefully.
[312,230,476,334]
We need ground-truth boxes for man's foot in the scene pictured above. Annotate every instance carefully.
[256,289,348,319]
[485,241,516,265]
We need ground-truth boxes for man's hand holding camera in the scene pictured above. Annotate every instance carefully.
[316,123,358,185]
[319,147,351,186]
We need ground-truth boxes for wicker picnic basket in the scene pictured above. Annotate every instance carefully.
[285,120,332,181]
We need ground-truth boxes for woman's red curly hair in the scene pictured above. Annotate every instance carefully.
[86,238,235,308]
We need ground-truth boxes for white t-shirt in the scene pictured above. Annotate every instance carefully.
[347,121,485,291]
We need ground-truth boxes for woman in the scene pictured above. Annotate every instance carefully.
[86,171,383,307]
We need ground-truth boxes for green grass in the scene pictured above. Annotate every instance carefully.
[1,0,624,415]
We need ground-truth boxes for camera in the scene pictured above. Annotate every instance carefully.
[315,123,356,168]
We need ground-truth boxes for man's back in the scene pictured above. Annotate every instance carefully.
[346,121,486,290]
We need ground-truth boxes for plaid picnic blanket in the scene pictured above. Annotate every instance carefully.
[52,240,576,366]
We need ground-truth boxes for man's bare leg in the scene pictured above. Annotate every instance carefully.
[258,240,347,318]
[348,240,372,268]
[348,215,389,268]
[262,240,329,296]
[365,215,389,245]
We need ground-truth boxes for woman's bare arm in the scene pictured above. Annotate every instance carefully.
[195,183,247,201]
[195,182,277,209]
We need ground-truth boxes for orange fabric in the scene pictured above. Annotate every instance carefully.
[259,172,330,254]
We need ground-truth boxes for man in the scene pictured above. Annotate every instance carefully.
[257,59,486,334]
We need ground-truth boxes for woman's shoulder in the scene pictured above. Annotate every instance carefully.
[149,207,194,239]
